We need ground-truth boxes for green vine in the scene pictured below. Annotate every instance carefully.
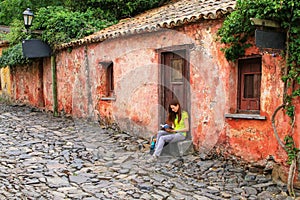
[0,43,30,67]
[284,135,299,165]
[31,6,114,47]
[218,0,299,195]
[0,19,30,67]
[218,0,300,122]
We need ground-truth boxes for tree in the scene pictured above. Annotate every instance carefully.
[31,6,113,46]
[65,0,170,20]
[0,0,66,25]
[0,0,171,25]
[0,0,173,67]
[0,0,31,25]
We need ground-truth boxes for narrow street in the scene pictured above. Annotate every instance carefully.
[0,103,294,200]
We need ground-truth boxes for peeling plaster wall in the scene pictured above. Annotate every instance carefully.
[10,62,44,107]
[0,46,12,99]
[0,67,12,98]
[11,19,299,165]
[50,20,230,144]
[224,43,296,163]
[50,29,196,138]
[43,58,53,109]
[178,21,230,153]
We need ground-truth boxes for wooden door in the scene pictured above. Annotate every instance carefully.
[160,50,190,124]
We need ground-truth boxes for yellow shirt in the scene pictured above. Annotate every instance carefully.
[174,111,188,137]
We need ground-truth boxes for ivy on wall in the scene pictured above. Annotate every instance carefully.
[0,43,29,67]
[217,0,299,196]
[218,0,300,119]
[31,6,114,46]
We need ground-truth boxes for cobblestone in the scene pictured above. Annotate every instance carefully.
[0,103,297,199]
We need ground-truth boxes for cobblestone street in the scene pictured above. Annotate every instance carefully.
[0,103,296,200]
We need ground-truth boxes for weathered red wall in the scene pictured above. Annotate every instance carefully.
[11,19,298,166]
[47,30,196,138]
[293,86,300,156]
[10,62,44,107]
[177,20,232,152]
[42,58,53,109]
[294,96,300,150]
[223,45,296,163]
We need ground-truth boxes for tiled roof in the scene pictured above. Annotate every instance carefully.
[56,0,236,50]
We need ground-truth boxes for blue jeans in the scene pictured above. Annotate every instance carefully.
[153,130,185,157]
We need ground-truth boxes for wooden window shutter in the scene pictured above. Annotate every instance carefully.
[238,57,262,113]
[107,63,114,96]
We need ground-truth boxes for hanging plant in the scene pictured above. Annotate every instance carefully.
[0,43,30,67]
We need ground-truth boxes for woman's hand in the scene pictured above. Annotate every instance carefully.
[165,128,174,133]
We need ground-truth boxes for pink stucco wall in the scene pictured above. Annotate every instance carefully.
[47,29,196,138]
[10,62,44,107]
[222,44,295,163]
[10,19,299,166]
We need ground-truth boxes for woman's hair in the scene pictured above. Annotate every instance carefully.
[167,98,182,124]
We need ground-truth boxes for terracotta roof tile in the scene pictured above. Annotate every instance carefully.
[56,0,236,50]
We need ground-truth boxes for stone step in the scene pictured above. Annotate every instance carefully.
[161,140,194,157]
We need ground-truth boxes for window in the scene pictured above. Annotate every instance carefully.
[106,62,114,97]
[99,61,115,100]
[238,57,261,113]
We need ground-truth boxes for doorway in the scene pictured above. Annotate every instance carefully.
[159,49,190,135]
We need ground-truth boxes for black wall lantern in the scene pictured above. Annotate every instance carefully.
[23,8,34,32]
[22,8,52,58]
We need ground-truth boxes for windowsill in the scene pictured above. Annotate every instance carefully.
[100,97,116,101]
[225,113,266,120]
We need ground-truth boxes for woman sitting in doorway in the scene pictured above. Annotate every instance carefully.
[147,98,189,163]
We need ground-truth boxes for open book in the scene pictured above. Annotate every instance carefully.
[160,124,173,130]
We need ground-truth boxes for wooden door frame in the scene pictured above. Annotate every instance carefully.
[156,44,192,134]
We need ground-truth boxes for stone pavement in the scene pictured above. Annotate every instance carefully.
[0,103,296,200]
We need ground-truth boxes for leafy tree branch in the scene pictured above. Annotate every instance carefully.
[0,0,172,67]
